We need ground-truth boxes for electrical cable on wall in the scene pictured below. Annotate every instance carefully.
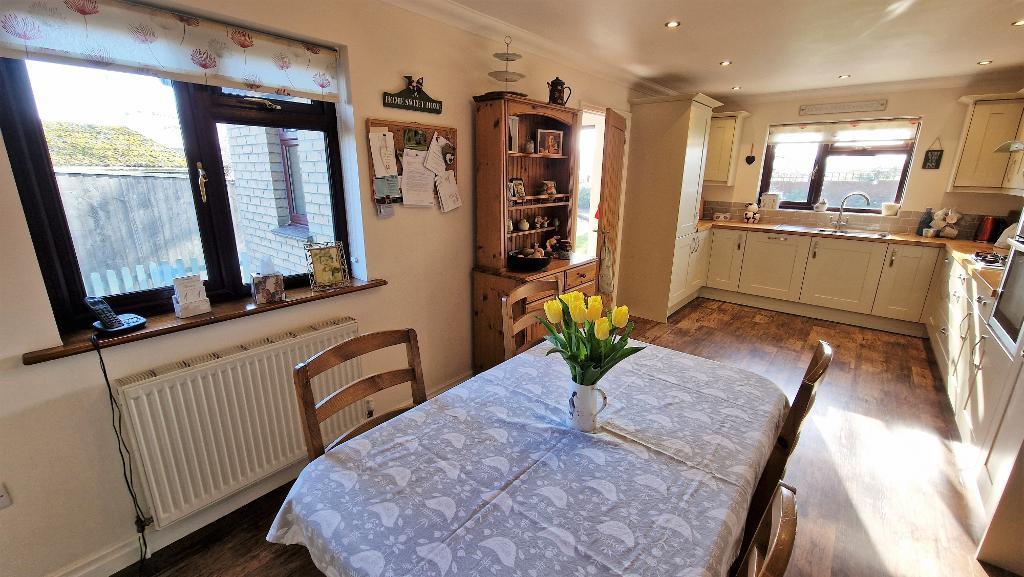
[90,335,153,574]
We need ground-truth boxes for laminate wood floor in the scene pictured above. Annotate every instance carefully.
[117,299,1014,577]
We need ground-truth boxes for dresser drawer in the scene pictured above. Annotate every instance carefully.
[576,280,596,297]
[524,272,560,303]
[565,262,598,290]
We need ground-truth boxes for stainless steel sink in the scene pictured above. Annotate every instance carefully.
[771,224,889,238]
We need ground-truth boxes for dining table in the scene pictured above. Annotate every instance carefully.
[268,341,789,577]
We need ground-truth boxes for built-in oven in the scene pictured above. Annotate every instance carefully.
[991,222,1024,353]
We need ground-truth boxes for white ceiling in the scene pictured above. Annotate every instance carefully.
[426,0,1024,97]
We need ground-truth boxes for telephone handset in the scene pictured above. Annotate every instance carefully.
[84,297,147,334]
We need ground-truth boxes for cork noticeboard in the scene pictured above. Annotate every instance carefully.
[365,118,457,208]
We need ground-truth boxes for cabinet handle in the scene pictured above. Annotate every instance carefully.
[889,248,897,268]
[976,296,987,306]
[766,235,788,241]
[959,312,972,340]
[811,240,817,259]
[939,327,948,335]
[973,335,988,370]
[737,240,742,251]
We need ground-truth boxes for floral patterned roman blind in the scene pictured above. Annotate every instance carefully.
[0,0,339,101]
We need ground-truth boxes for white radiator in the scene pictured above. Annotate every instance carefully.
[117,317,363,528]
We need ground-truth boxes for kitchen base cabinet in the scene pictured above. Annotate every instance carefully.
[800,237,887,314]
[872,245,940,322]
[706,229,746,291]
[737,232,811,301]
[685,230,712,295]
[668,233,695,310]
[960,322,1016,460]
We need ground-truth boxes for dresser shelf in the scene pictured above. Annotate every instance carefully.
[507,226,556,237]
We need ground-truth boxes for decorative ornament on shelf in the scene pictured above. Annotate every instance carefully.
[743,203,761,223]
[539,293,645,432]
[547,76,572,106]
[486,36,527,97]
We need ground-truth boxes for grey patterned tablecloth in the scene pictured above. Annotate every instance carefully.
[268,342,788,577]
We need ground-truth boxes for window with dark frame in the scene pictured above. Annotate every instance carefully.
[0,57,349,333]
[758,118,920,212]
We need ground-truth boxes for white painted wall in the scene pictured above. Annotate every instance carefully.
[0,2,637,576]
[704,75,1024,216]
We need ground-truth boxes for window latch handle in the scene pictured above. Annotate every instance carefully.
[196,162,208,204]
[243,97,283,110]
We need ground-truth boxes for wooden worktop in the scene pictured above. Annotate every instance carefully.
[698,220,1007,297]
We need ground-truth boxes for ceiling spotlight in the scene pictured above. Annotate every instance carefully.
[1013,20,1024,26]
[664,20,681,28]
[837,74,851,79]
[977,60,994,65]
[719,60,732,66]
[731,86,742,91]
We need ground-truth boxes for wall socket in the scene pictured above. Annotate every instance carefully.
[0,483,11,510]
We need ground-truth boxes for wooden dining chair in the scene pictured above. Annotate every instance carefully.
[293,329,426,461]
[500,278,562,359]
[736,483,798,577]
[731,340,831,577]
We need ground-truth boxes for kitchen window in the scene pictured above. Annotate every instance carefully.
[0,57,348,332]
[758,118,920,212]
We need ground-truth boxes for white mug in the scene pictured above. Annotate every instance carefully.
[568,382,608,433]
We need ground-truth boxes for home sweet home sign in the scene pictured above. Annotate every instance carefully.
[383,76,443,114]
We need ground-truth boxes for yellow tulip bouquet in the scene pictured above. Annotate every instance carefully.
[538,292,645,386]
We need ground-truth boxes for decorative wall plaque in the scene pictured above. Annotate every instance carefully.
[383,75,443,114]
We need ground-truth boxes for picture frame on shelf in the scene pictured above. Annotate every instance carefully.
[305,241,352,291]
[507,177,526,204]
[537,129,563,155]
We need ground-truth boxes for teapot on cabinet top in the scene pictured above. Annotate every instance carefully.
[547,77,572,106]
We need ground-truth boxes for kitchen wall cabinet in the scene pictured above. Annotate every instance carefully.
[871,245,940,322]
[800,237,887,314]
[703,112,748,186]
[706,228,747,291]
[685,230,712,296]
[737,232,811,301]
[1002,115,1024,190]
[950,96,1024,192]
[617,93,722,321]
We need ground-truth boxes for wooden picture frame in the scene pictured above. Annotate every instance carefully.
[305,241,352,291]
[537,129,564,155]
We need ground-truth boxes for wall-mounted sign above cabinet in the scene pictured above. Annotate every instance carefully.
[798,99,888,116]
[383,75,443,114]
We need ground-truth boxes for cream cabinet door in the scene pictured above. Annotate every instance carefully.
[685,230,712,293]
[1002,116,1024,190]
[676,103,713,236]
[962,322,1016,454]
[669,234,694,306]
[871,244,940,322]
[954,100,1024,188]
[707,229,747,291]
[799,238,886,313]
[703,117,736,183]
[737,232,811,301]
[976,362,1024,513]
